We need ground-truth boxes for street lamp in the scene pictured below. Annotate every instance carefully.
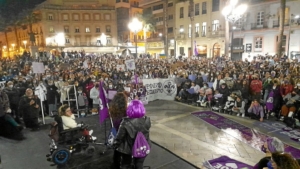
[128,18,143,57]
[222,0,248,59]
[159,33,163,37]
[11,44,15,51]
[23,40,27,49]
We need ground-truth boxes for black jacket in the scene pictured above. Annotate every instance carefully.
[18,95,40,119]
[3,87,20,105]
[114,116,151,155]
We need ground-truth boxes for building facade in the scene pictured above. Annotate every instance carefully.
[140,0,176,58]
[233,0,300,61]
[175,0,226,58]
[0,0,118,56]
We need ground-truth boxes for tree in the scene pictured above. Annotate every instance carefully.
[136,8,156,53]
[19,9,41,46]
[0,15,10,56]
[276,0,286,56]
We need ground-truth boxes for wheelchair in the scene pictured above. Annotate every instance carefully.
[46,115,96,166]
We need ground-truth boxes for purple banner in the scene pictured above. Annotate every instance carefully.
[203,156,253,169]
[253,121,300,143]
[192,111,300,158]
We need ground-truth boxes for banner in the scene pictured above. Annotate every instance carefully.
[116,64,125,71]
[203,156,253,169]
[142,78,177,102]
[32,62,45,73]
[99,82,109,124]
[0,81,5,89]
[125,59,135,70]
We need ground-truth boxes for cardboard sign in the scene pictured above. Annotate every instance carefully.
[32,62,45,74]
[125,59,136,70]
[116,65,125,71]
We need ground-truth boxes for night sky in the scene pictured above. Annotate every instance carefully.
[0,0,46,17]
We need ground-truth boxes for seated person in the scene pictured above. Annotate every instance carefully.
[232,96,246,117]
[248,99,264,122]
[223,96,235,113]
[211,90,223,111]
[253,137,284,169]
[279,89,300,120]
[197,83,213,107]
[175,79,191,101]
[271,152,300,169]
[186,81,200,102]
[58,105,96,141]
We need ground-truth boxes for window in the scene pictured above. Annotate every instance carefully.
[75,27,80,33]
[48,14,53,20]
[188,24,191,38]
[168,15,173,20]
[153,4,163,11]
[195,3,200,16]
[116,0,120,2]
[202,22,206,37]
[73,14,79,21]
[85,27,90,33]
[64,26,69,33]
[257,11,264,26]
[96,27,100,33]
[168,3,173,7]
[105,14,111,20]
[212,20,219,31]
[63,14,68,21]
[254,37,263,52]
[168,27,173,33]
[94,14,100,20]
[212,0,220,12]
[195,23,199,37]
[65,38,70,44]
[84,14,90,21]
[180,7,184,18]
[106,25,111,33]
[180,47,184,55]
[49,26,54,33]
[123,0,129,2]
[202,2,207,14]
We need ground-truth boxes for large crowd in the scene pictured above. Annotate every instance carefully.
[0,51,300,169]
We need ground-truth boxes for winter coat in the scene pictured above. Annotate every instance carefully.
[3,87,20,105]
[18,95,40,120]
[114,116,151,155]
[89,87,99,104]
[46,85,58,104]
[0,91,10,117]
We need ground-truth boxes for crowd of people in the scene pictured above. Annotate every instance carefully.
[0,51,300,168]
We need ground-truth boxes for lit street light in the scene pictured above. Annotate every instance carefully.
[222,0,248,60]
[11,44,15,50]
[23,40,27,50]
[128,18,143,57]
[159,33,163,37]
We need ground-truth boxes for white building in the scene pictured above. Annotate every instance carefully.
[175,0,226,58]
[234,0,300,61]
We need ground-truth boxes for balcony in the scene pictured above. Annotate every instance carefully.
[46,42,114,47]
[250,22,268,30]
[37,4,115,10]
[273,19,291,28]
[146,37,163,42]
[115,2,130,8]
[139,0,161,6]
[176,33,186,40]
[153,8,163,14]
[207,30,225,38]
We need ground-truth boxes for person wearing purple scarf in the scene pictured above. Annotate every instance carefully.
[253,137,284,169]
[248,99,265,122]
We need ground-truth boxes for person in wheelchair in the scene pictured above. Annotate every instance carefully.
[186,81,200,104]
[58,104,96,141]
[279,89,300,121]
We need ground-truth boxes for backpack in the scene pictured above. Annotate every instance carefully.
[49,121,59,142]
[284,117,296,128]
[130,119,150,158]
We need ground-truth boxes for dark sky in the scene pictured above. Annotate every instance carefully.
[0,0,46,17]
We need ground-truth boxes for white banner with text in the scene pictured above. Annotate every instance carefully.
[142,78,177,102]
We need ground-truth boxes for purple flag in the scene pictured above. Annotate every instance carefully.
[99,81,109,124]
[194,41,199,56]
[203,156,253,169]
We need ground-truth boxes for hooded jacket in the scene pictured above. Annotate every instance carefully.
[114,116,151,155]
